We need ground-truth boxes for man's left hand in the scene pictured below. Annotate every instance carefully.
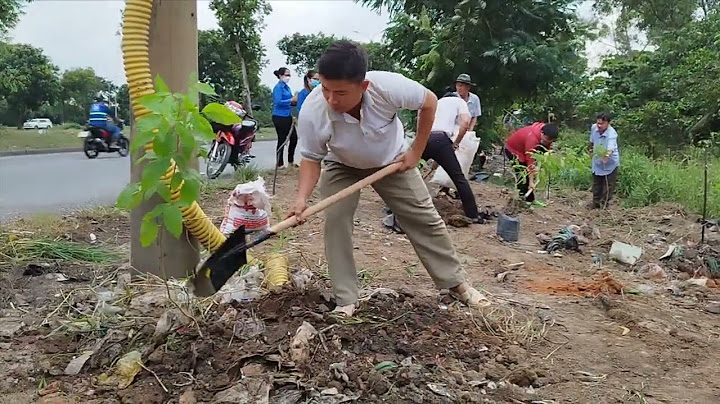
[601,156,609,164]
[394,147,423,172]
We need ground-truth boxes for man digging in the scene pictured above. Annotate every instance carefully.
[288,41,489,317]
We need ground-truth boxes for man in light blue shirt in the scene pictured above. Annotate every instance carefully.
[589,112,620,209]
[453,74,481,129]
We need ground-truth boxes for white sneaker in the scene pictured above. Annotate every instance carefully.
[331,303,356,317]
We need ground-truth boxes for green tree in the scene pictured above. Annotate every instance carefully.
[115,84,130,122]
[356,0,591,144]
[0,43,60,127]
[198,29,245,101]
[593,0,713,42]
[0,0,30,37]
[209,0,272,108]
[59,67,113,124]
[277,32,398,74]
[584,14,720,154]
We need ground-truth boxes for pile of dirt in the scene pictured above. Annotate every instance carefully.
[29,280,554,404]
[523,270,624,297]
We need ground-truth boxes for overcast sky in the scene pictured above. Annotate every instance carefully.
[10,0,610,93]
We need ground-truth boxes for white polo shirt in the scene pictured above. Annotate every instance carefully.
[297,71,428,169]
[431,97,470,136]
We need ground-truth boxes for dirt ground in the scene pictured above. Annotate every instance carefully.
[1,153,720,403]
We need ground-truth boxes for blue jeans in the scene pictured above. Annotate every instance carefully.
[90,122,120,142]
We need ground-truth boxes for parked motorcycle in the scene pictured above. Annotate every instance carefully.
[205,104,261,179]
[79,119,129,159]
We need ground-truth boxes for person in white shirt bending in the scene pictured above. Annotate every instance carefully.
[422,92,481,222]
[289,41,489,317]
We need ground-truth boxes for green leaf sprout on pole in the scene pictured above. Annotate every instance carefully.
[116,74,241,247]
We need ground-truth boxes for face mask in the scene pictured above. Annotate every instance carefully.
[311,79,320,88]
[281,76,290,83]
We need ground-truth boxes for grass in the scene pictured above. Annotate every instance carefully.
[0,124,83,152]
[0,125,276,153]
[534,130,720,217]
[254,127,277,141]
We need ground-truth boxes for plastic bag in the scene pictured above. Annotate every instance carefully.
[220,177,272,235]
[430,130,480,189]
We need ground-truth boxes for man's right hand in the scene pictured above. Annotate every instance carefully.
[286,198,308,224]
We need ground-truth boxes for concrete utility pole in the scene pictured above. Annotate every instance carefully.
[130,0,199,279]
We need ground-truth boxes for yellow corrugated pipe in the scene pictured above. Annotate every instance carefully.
[121,0,226,252]
[263,253,290,290]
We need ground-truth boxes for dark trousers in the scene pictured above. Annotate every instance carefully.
[592,167,618,208]
[504,148,535,202]
[422,132,479,218]
[272,115,297,166]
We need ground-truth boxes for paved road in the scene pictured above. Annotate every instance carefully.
[0,141,278,221]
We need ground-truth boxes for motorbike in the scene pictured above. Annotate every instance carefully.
[79,119,129,159]
[205,104,262,179]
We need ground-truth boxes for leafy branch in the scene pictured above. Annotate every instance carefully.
[116,75,241,247]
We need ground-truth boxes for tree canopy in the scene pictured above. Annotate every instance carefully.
[277,32,398,75]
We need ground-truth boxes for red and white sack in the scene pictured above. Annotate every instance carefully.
[220,177,272,235]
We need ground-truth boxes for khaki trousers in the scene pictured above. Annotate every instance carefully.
[320,161,466,306]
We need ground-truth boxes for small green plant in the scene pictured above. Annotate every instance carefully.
[233,163,261,183]
[116,75,241,247]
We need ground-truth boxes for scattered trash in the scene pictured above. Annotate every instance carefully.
[591,253,603,266]
[96,289,125,316]
[659,244,678,260]
[291,268,314,292]
[220,177,272,236]
[64,350,93,375]
[89,233,97,244]
[153,310,190,338]
[212,376,272,404]
[620,326,630,336]
[628,284,656,296]
[545,227,580,253]
[609,241,643,265]
[321,387,339,395]
[330,362,350,384]
[290,321,318,364]
[472,172,491,183]
[427,383,455,399]
[374,361,398,372]
[233,317,266,340]
[382,213,404,234]
[497,271,510,282]
[497,214,520,242]
[639,263,667,280]
[216,264,264,304]
[97,350,142,389]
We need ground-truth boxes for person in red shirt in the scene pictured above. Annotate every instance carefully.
[503,122,559,202]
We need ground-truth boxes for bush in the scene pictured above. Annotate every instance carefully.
[534,130,720,216]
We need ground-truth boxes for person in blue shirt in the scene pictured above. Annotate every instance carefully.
[296,70,320,113]
[272,67,297,168]
[88,96,121,146]
[589,112,620,209]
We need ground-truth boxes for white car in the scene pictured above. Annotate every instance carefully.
[23,118,53,129]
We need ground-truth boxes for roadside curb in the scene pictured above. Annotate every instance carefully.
[0,147,82,157]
